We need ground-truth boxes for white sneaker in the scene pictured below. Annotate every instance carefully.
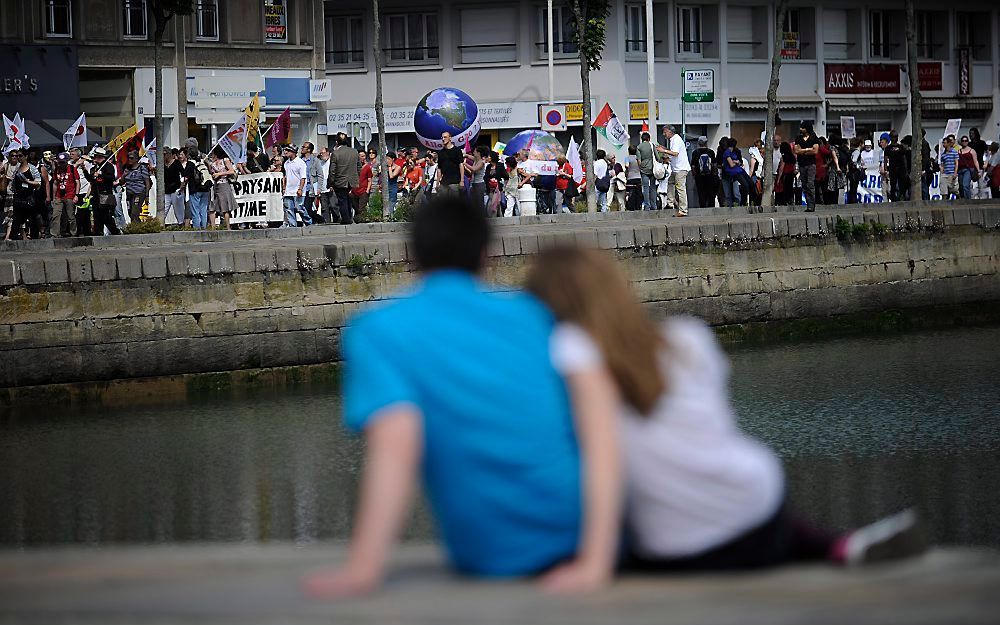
[840,508,926,565]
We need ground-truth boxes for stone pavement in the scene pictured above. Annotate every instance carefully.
[0,543,998,624]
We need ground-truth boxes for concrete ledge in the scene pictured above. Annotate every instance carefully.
[0,543,996,625]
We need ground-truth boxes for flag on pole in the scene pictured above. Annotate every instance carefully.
[116,128,146,170]
[566,137,584,184]
[218,113,249,164]
[143,137,157,168]
[264,107,291,149]
[3,114,29,152]
[63,114,88,150]
[593,103,629,149]
[106,123,139,157]
[244,93,262,145]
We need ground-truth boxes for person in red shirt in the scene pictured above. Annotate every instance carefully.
[555,156,574,212]
[352,151,374,218]
[50,152,79,237]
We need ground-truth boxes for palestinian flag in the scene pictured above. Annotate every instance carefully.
[593,103,629,149]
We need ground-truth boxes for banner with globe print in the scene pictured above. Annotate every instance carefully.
[414,87,482,150]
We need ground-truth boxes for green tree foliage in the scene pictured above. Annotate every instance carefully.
[567,0,610,71]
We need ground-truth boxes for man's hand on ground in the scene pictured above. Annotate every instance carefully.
[538,558,612,595]
[302,565,381,599]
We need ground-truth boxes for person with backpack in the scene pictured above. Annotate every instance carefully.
[187,147,213,230]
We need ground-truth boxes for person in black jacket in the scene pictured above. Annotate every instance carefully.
[83,147,121,235]
[691,136,718,209]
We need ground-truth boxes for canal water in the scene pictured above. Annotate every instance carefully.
[2,325,998,548]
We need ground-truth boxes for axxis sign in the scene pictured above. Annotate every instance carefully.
[824,64,901,95]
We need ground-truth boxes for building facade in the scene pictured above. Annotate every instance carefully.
[1,0,325,149]
[323,0,1000,154]
[2,1,999,153]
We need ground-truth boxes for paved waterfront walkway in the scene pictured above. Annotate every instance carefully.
[0,543,998,624]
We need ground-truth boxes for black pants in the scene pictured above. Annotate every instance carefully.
[93,203,121,235]
[335,187,353,224]
[889,172,909,202]
[695,175,718,208]
[10,199,42,239]
[622,503,836,572]
[75,195,92,236]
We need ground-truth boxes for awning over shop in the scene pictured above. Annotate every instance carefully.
[826,97,908,113]
[921,97,993,119]
[16,119,106,149]
[729,96,823,110]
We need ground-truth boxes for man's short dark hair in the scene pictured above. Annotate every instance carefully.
[412,195,491,273]
[336,132,349,146]
[641,132,650,141]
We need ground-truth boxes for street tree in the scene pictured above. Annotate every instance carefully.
[905,0,924,201]
[761,0,788,209]
[150,1,194,224]
[568,0,610,213]
[373,0,390,220]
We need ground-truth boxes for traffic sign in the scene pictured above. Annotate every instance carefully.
[682,69,715,103]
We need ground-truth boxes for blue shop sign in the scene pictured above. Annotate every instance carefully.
[262,78,310,107]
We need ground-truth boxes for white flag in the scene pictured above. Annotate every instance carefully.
[144,137,157,168]
[2,114,14,140]
[13,113,29,149]
[63,113,88,150]
[3,114,28,153]
[566,137,584,184]
[217,113,248,164]
[604,114,629,149]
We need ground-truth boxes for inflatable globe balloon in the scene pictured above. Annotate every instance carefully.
[502,130,565,162]
[414,87,481,150]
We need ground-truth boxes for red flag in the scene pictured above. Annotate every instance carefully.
[116,128,146,170]
[264,107,292,149]
[592,103,614,129]
[641,121,649,133]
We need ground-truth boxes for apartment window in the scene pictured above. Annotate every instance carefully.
[537,5,577,59]
[326,15,364,66]
[823,8,849,60]
[45,0,72,37]
[195,0,219,41]
[869,9,888,58]
[728,6,752,59]
[122,0,148,40]
[385,12,438,64]
[914,11,948,60]
[957,12,991,61]
[677,6,702,56]
[459,8,517,64]
[624,3,646,54]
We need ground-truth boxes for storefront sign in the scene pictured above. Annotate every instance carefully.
[958,48,971,96]
[309,79,331,102]
[0,45,80,120]
[327,100,594,135]
[824,64,900,95]
[918,62,942,91]
[264,0,288,44]
[628,101,659,120]
[231,172,285,223]
[780,31,800,60]
[628,99,720,125]
[682,69,715,103]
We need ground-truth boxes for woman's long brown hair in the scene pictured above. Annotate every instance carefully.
[526,246,666,416]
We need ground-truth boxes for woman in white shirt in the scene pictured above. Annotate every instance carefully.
[525,247,923,588]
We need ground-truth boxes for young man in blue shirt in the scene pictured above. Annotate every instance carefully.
[304,195,618,596]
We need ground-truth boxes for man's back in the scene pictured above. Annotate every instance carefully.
[344,271,581,575]
[636,141,654,174]
[330,145,359,189]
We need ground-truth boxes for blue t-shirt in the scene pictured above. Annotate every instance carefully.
[343,270,581,576]
[722,148,744,177]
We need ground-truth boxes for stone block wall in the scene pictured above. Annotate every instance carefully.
[1,205,998,389]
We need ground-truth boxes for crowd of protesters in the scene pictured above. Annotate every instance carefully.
[4,124,998,239]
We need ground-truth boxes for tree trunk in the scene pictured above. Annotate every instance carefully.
[761,0,788,209]
[373,0,389,220]
[572,2,596,214]
[905,0,923,202]
[153,22,166,224]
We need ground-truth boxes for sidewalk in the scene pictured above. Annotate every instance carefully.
[0,543,998,624]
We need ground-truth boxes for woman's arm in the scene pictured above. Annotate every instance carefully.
[540,366,622,594]
[303,405,422,597]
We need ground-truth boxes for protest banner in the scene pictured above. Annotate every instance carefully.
[229,171,285,224]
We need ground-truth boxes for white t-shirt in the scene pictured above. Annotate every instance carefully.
[283,156,307,197]
[593,158,609,181]
[857,148,879,171]
[748,146,763,177]
[551,317,785,559]
[666,134,690,172]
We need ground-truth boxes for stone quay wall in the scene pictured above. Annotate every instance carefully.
[1,203,999,391]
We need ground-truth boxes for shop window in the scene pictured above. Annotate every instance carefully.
[916,11,947,60]
[122,0,148,40]
[45,0,72,38]
[536,4,577,60]
[384,12,438,65]
[458,7,517,64]
[728,5,767,60]
[956,12,991,61]
[196,0,219,41]
[326,15,364,67]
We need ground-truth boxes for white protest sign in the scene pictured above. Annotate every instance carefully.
[230,172,285,224]
[840,116,856,139]
[942,118,962,141]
